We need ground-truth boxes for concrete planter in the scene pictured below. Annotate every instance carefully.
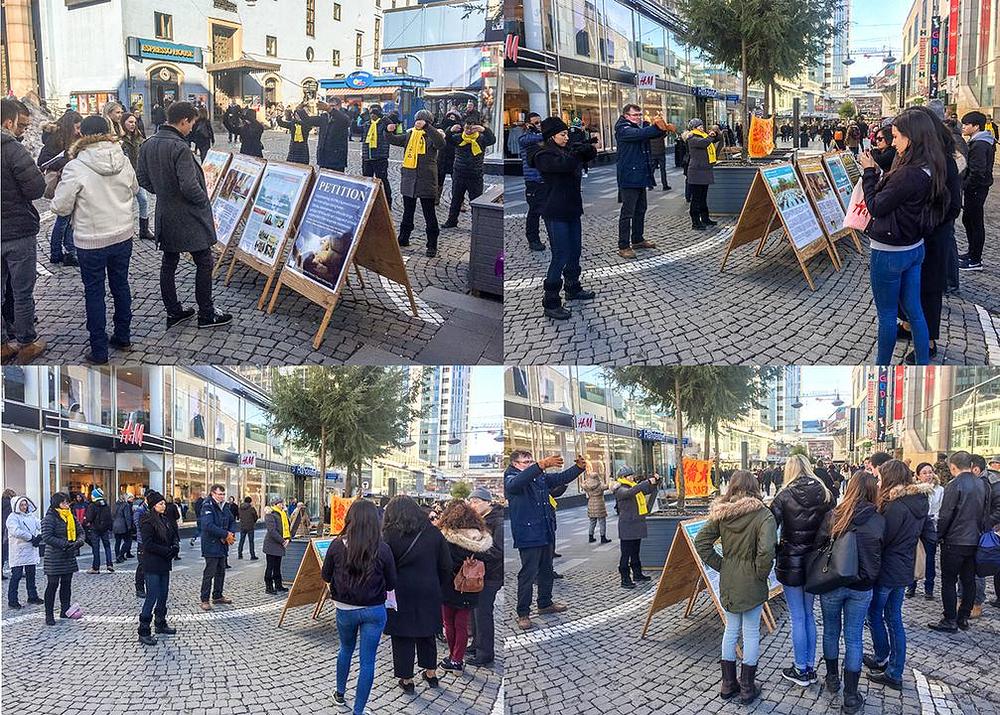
[468,184,504,298]
[638,506,711,570]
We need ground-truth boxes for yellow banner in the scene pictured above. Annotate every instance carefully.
[748,115,775,159]
[329,495,354,535]
[682,458,712,498]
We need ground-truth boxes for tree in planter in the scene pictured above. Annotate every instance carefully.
[789,444,810,458]
[838,101,857,120]
[450,481,472,500]
[267,367,427,502]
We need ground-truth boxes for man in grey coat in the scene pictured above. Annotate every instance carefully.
[136,101,231,330]
[613,466,659,589]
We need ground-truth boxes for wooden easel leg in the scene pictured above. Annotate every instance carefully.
[851,229,863,253]
[755,216,779,257]
[640,606,655,639]
[827,239,843,271]
[266,280,282,314]
[797,255,817,291]
[312,306,335,350]
[212,247,228,278]
[353,263,366,290]
[762,602,776,634]
[405,283,418,318]
[684,576,703,618]
[224,253,238,286]
[312,591,328,620]
[720,243,735,271]
[257,272,275,311]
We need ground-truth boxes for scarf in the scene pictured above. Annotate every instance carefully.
[459,131,482,156]
[691,128,716,164]
[618,479,648,515]
[293,123,304,143]
[366,117,380,149]
[56,508,76,541]
[402,128,426,169]
[276,506,291,539]
[549,495,558,509]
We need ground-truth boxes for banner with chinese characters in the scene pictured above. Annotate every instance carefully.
[682,458,712,498]
[329,496,355,535]
[748,115,775,159]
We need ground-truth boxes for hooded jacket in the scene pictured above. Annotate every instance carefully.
[238,501,259,531]
[321,538,397,607]
[965,130,996,189]
[813,501,885,591]
[262,507,289,557]
[581,475,609,519]
[5,496,41,568]
[384,523,452,638]
[694,496,777,613]
[861,164,937,248]
[84,498,114,533]
[770,476,835,587]
[440,526,496,608]
[112,497,134,535]
[41,498,85,576]
[878,482,932,587]
[139,509,176,575]
[518,127,544,184]
[614,477,659,541]
[198,496,236,558]
[937,471,989,547]
[504,461,584,549]
[528,140,597,221]
[316,107,352,170]
[387,123,446,199]
[1,130,46,239]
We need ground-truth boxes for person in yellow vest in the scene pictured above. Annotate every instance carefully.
[682,118,719,231]
[263,497,290,594]
[361,103,401,210]
[40,492,85,625]
[613,466,659,589]
[387,109,446,257]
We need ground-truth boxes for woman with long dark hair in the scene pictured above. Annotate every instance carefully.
[189,107,215,161]
[814,471,885,715]
[907,462,944,598]
[870,125,896,172]
[321,499,396,715]
[120,112,153,241]
[40,492,85,626]
[858,107,951,365]
[383,495,451,692]
[37,110,83,265]
[137,491,178,646]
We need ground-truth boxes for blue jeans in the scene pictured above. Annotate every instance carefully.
[820,586,872,672]
[870,244,928,364]
[722,604,763,665]
[140,571,170,623]
[8,564,39,605]
[784,584,817,670]
[90,529,113,569]
[135,187,149,220]
[49,214,76,261]
[868,585,906,680]
[76,239,133,360]
[910,529,937,595]
[336,605,387,715]
[545,218,583,285]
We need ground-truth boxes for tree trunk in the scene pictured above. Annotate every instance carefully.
[705,423,711,461]
[319,425,328,505]
[742,38,749,160]
[675,375,685,510]
[713,420,721,482]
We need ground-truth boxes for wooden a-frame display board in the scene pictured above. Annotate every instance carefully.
[201,149,232,200]
[277,537,335,627]
[795,155,863,260]
[210,154,268,276]
[224,161,315,310]
[640,518,781,645]
[720,163,839,290]
[267,173,418,349]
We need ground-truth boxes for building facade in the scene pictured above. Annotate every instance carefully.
[761,366,802,434]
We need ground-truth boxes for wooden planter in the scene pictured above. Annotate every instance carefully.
[468,184,504,298]
[707,164,760,214]
[639,507,710,570]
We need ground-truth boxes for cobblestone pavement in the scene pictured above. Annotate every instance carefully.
[503,141,1000,366]
[1,535,502,715]
[502,504,1000,715]
[26,130,502,366]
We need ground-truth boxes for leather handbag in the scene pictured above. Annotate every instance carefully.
[805,529,859,595]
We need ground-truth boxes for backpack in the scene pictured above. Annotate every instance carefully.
[454,556,485,593]
[834,130,844,141]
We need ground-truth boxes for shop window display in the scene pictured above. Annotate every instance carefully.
[60,366,112,428]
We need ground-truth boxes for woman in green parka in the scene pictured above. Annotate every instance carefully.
[694,470,777,706]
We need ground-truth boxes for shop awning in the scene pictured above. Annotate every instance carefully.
[205,58,281,74]
[324,87,394,97]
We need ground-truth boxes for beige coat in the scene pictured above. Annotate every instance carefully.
[582,475,609,519]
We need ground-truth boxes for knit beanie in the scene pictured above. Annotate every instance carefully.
[617,465,636,479]
[91,488,105,503]
[541,116,568,140]
[81,115,112,136]
[145,491,165,509]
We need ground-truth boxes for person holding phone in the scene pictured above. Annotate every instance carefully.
[614,467,660,589]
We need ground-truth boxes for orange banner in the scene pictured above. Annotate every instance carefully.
[329,495,354,535]
[682,458,712,498]
[748,115,775,159]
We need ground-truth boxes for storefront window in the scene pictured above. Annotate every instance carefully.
[62,465,112,501]
[553,0,599,62]
[116,367,152,433]
[540,423,577,494]
[537,367,573,413]
[601,0,635,72]
[117,452,163,497]
[211,386,241,453]
[3,367,29,404]
[505,367,531,403]
[635,15,665,72]
[60,366,112,428]
[173,371,209,444]
[582,433,609,482]
[170,456,208,522]
[266,470,294,505]
[244,402,271,460]
[504,417,536,459]
[243,468,265,513]
[610,435,641,477]
[557,74,604,151]
[577,367,610,422]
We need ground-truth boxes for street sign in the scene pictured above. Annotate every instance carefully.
[637,72,657,89]
[576,413,596,432]
[238,452,257,468]
[345,71,374,89]
[929,16,941,98]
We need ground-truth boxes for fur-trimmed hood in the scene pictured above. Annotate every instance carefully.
[884,481,935,503]
[440,526,493,553]
[68,132,122,161]
[708,495,768,522]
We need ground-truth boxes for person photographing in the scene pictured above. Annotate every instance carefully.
[613,467,660,589]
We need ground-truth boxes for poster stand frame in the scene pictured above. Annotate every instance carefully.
[794,157,863,264]
[201,149,233,201]
[210,155,268,277]
[278,537,331,627]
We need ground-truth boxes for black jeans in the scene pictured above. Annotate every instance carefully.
[516,545,554,617]
[135,546,145,592]
[8,564,38,605]
[651,155,669,188]
[391,635,437,679]
[115,532,132,560]
[44,573,72,619]
[525,181,548,244]
[940,543,977,621]
[471,579,501,661]
[239,528,256,559]
[160,248,214,320]
[399,196,439,249]
[545,219,582,285]
[619,538,642,578]
[962,185,988,263]
[447,173,484,223]
[689,184,709,221]
[264,554,283,588]
[362,158,392,209]
[618,188,648,249]
[200,556,227,602]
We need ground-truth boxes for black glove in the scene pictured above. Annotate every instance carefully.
[169,545,180,558]
[30,535,42,547]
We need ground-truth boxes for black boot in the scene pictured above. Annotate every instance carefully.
[265,578,275,595]
[139,217,153,240]
[275,580,288,593]
[825,658,841,692]
[692,218,707,231]
[620,569,635,589]
[588,535,596,543]
[138,617,158,646]
[842,670,864,714]
[701,213,718,226]
[564,283,596,300]
[542,280,571,320]
[739,663,761,705]
[632,570,651,582]
[720,660,739,700]
[154,621,177,635]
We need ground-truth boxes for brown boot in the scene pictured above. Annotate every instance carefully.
[1,342,18,364]
[632,240,657,249]
[537,602,568,614]
[720,660,739,700]
[516,616,533,630]
[14,339,46,365]
[971,604,983,618]
[617,247,636,259]
[739,663,761,704]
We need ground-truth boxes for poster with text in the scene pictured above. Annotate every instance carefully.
[798,156,846,236]
[237,163,312,267]
[285,172,374,293]
[683,519,781,599]
[212,156,265,247]
[201,149,231,199]
[760,163,825,250]
[823,154,854,210]
[840,151,862,185]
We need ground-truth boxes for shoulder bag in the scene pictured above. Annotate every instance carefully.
[804,528,859,595]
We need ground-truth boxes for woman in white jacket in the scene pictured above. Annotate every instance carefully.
[6,495,43,609]
[51,115,139,365]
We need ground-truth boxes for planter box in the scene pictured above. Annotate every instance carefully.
[639,507,710,570]
[707,164,759,214]
[468,184,504,298]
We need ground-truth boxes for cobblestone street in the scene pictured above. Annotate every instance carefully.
[27,130,502,366]
[1,535,502,715]
[503,143,1000,366]
[502,504,1000,715]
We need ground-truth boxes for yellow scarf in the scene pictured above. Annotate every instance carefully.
[366,118,380,149]
[549,495,558,509]
[459,131,482,156]
[56,508,76,541]
[619,479,648,515]
[691,128,717,164]
[402,128,426,169]
[293,123,304,143]
[275,506,291,539]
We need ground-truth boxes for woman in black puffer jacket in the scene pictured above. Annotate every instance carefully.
[770,455,834,686]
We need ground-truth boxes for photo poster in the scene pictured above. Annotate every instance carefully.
[211,155,267,250]
[840,150,862,186]
[201,149,232,200]
[681,519,782,598]
[823,153,855,211]
[796,155,848,238]
[758,162,826,252]
[236,162,314,268]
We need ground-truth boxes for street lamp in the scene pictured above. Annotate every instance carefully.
[843,56,855,67]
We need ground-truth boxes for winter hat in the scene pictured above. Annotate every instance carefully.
[272,497,285,506]
[469,487,493,503]
[369,104,383,116]
[464,110,482,125]
[541,116,568,140]
[927,99,946,121]
[688,118,704,130]
[50,492,70,509]
[617,465,636,479]
[81,115,112,136]
[961,111,987,129]
[145,491,165,509]
[91,488,105,503]
[414,109,434,124]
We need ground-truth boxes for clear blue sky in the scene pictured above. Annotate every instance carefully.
[850,0,911,78]
[800,367,854,421]
[467,366,503,453]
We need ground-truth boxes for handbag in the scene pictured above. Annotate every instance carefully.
[43,170,61,200]
[804,529,859,595]
[842,179,871,231]
[454,556,485,594]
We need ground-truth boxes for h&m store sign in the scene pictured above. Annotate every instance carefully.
[127,37,203,65]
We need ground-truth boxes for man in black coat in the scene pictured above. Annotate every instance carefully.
[360,103,399,209]
[315,97,352,172]
[1,98,47,365]
[441,111,496,228]
[84,488,115,573]
[958,111,996,271]
[969,454,1000,614]
[466,487,503,666]
[137,101,231,330]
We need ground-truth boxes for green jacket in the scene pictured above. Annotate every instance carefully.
[694,496,777,613]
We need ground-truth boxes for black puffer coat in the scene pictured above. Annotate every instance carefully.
[770,476,835,586]
[448,127,496,182]
[41,507,85,576]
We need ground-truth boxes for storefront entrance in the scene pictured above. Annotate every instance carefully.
[149,66,180,107]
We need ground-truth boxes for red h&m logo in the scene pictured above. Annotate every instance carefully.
[852,200,867,215]
[120,419,145,446]
[504,34,520,63]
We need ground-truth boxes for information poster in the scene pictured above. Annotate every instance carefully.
[797,156,847,236]
[840,151,862,185]
[237,163,312,266]
[682,458,712,498]
[201,149,232,199]
[329,495,354,535]
[682,519,782,597]
[212,156,265,247]
[286,173,374,292]
[823,153,854,210]
[759,163,825,249]
[313,538,334,560]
